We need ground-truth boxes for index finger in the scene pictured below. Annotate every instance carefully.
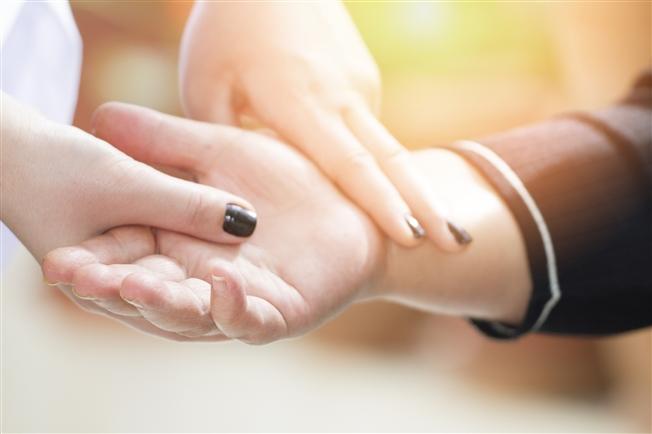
[272,101,425,247]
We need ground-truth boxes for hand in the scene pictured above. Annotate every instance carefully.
[1,93,258,337]
[179,1,470,250]
[43,102,385,343]
[43,103,531,342]
[1,93,257,262]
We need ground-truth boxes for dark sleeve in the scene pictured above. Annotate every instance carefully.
[447,69,652,338]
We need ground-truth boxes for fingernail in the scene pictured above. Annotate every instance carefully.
[71,287,97,301]
[43,277,59,286]
[123,298,144,309]
[223,203,257,237]
[211,275,226,287]
[404,214,426,239]
[447,221,473,245]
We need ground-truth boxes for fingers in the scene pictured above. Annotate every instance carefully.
[42,227,224,339]
[42,226,155,285]
[71,263,143,316]
[345,105,472,252]
[43,227,166,317]
[70,254,189,318]
[275,102,424,247]
[92,102,217,172]
[91,102,258,242]
[120,273,218,337]
[122,167,258,241]
[209,268,288,345]
[92,101,243,174]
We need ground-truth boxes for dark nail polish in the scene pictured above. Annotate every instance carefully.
[223,203,257,237]
[404,214,426,239]
[447,221,472,245]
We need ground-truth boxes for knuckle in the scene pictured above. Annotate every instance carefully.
[380,145,409,168]
[331,151,376,184]
[107,157,144,186]
[183,189,210,230]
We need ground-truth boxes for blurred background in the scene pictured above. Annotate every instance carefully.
[3,1,651,432]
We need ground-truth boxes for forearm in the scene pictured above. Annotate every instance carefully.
[370,148,532,325]
[370,71,651,337]
[0,94,66,253]
[463,71,651,335]
[1,94,125,259]
[1,93,44,223]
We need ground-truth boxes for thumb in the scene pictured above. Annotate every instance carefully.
[116,161,258,242]
[91,102,258,242]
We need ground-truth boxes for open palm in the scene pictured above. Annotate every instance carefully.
[43,103,383,343]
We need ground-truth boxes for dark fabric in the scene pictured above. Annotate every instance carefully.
[442,145,552,338]
[451,69,652,338]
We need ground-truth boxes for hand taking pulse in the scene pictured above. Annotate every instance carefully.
[179,1,471,250]
[43,103,532,343]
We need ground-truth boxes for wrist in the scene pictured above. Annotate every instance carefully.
[370,148,532,325]
[1,96,125,259]
[353,207,389,303]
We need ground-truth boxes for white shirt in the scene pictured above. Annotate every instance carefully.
[1,0,82,267]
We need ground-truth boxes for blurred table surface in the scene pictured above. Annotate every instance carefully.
[1,246,639,433]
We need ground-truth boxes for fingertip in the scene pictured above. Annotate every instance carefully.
[90,102,122,138]
[152,183,257,245]
[71,263,112,299]
[425,219,473,253]
[209,271,245,320]
[404,213,426,239]
[383,214,425,248]
[90,101,138,137]
[222,202,258,239]
[446,220,473,247]
[42,246,97,285]
[120,272,165,310]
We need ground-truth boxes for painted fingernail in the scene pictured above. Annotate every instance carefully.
[447,221,473,245]
[404,214,426,239]
[223,203,257,237]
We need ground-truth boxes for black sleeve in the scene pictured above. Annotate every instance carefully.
[446,69,652,338]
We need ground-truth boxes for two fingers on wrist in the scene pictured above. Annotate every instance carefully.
[91,102,257,244]
[343,104,472,251]
[282,99,471,250]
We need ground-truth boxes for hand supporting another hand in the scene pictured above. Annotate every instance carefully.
[1,93,257,262]
[179,1,471,250]
[1,93,258,333]
[43,103,531,344]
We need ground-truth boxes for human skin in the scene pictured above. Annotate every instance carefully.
[0,93,257,332]
[43,103,531,343]
[179,1,469,251]
[0,93,257,261]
